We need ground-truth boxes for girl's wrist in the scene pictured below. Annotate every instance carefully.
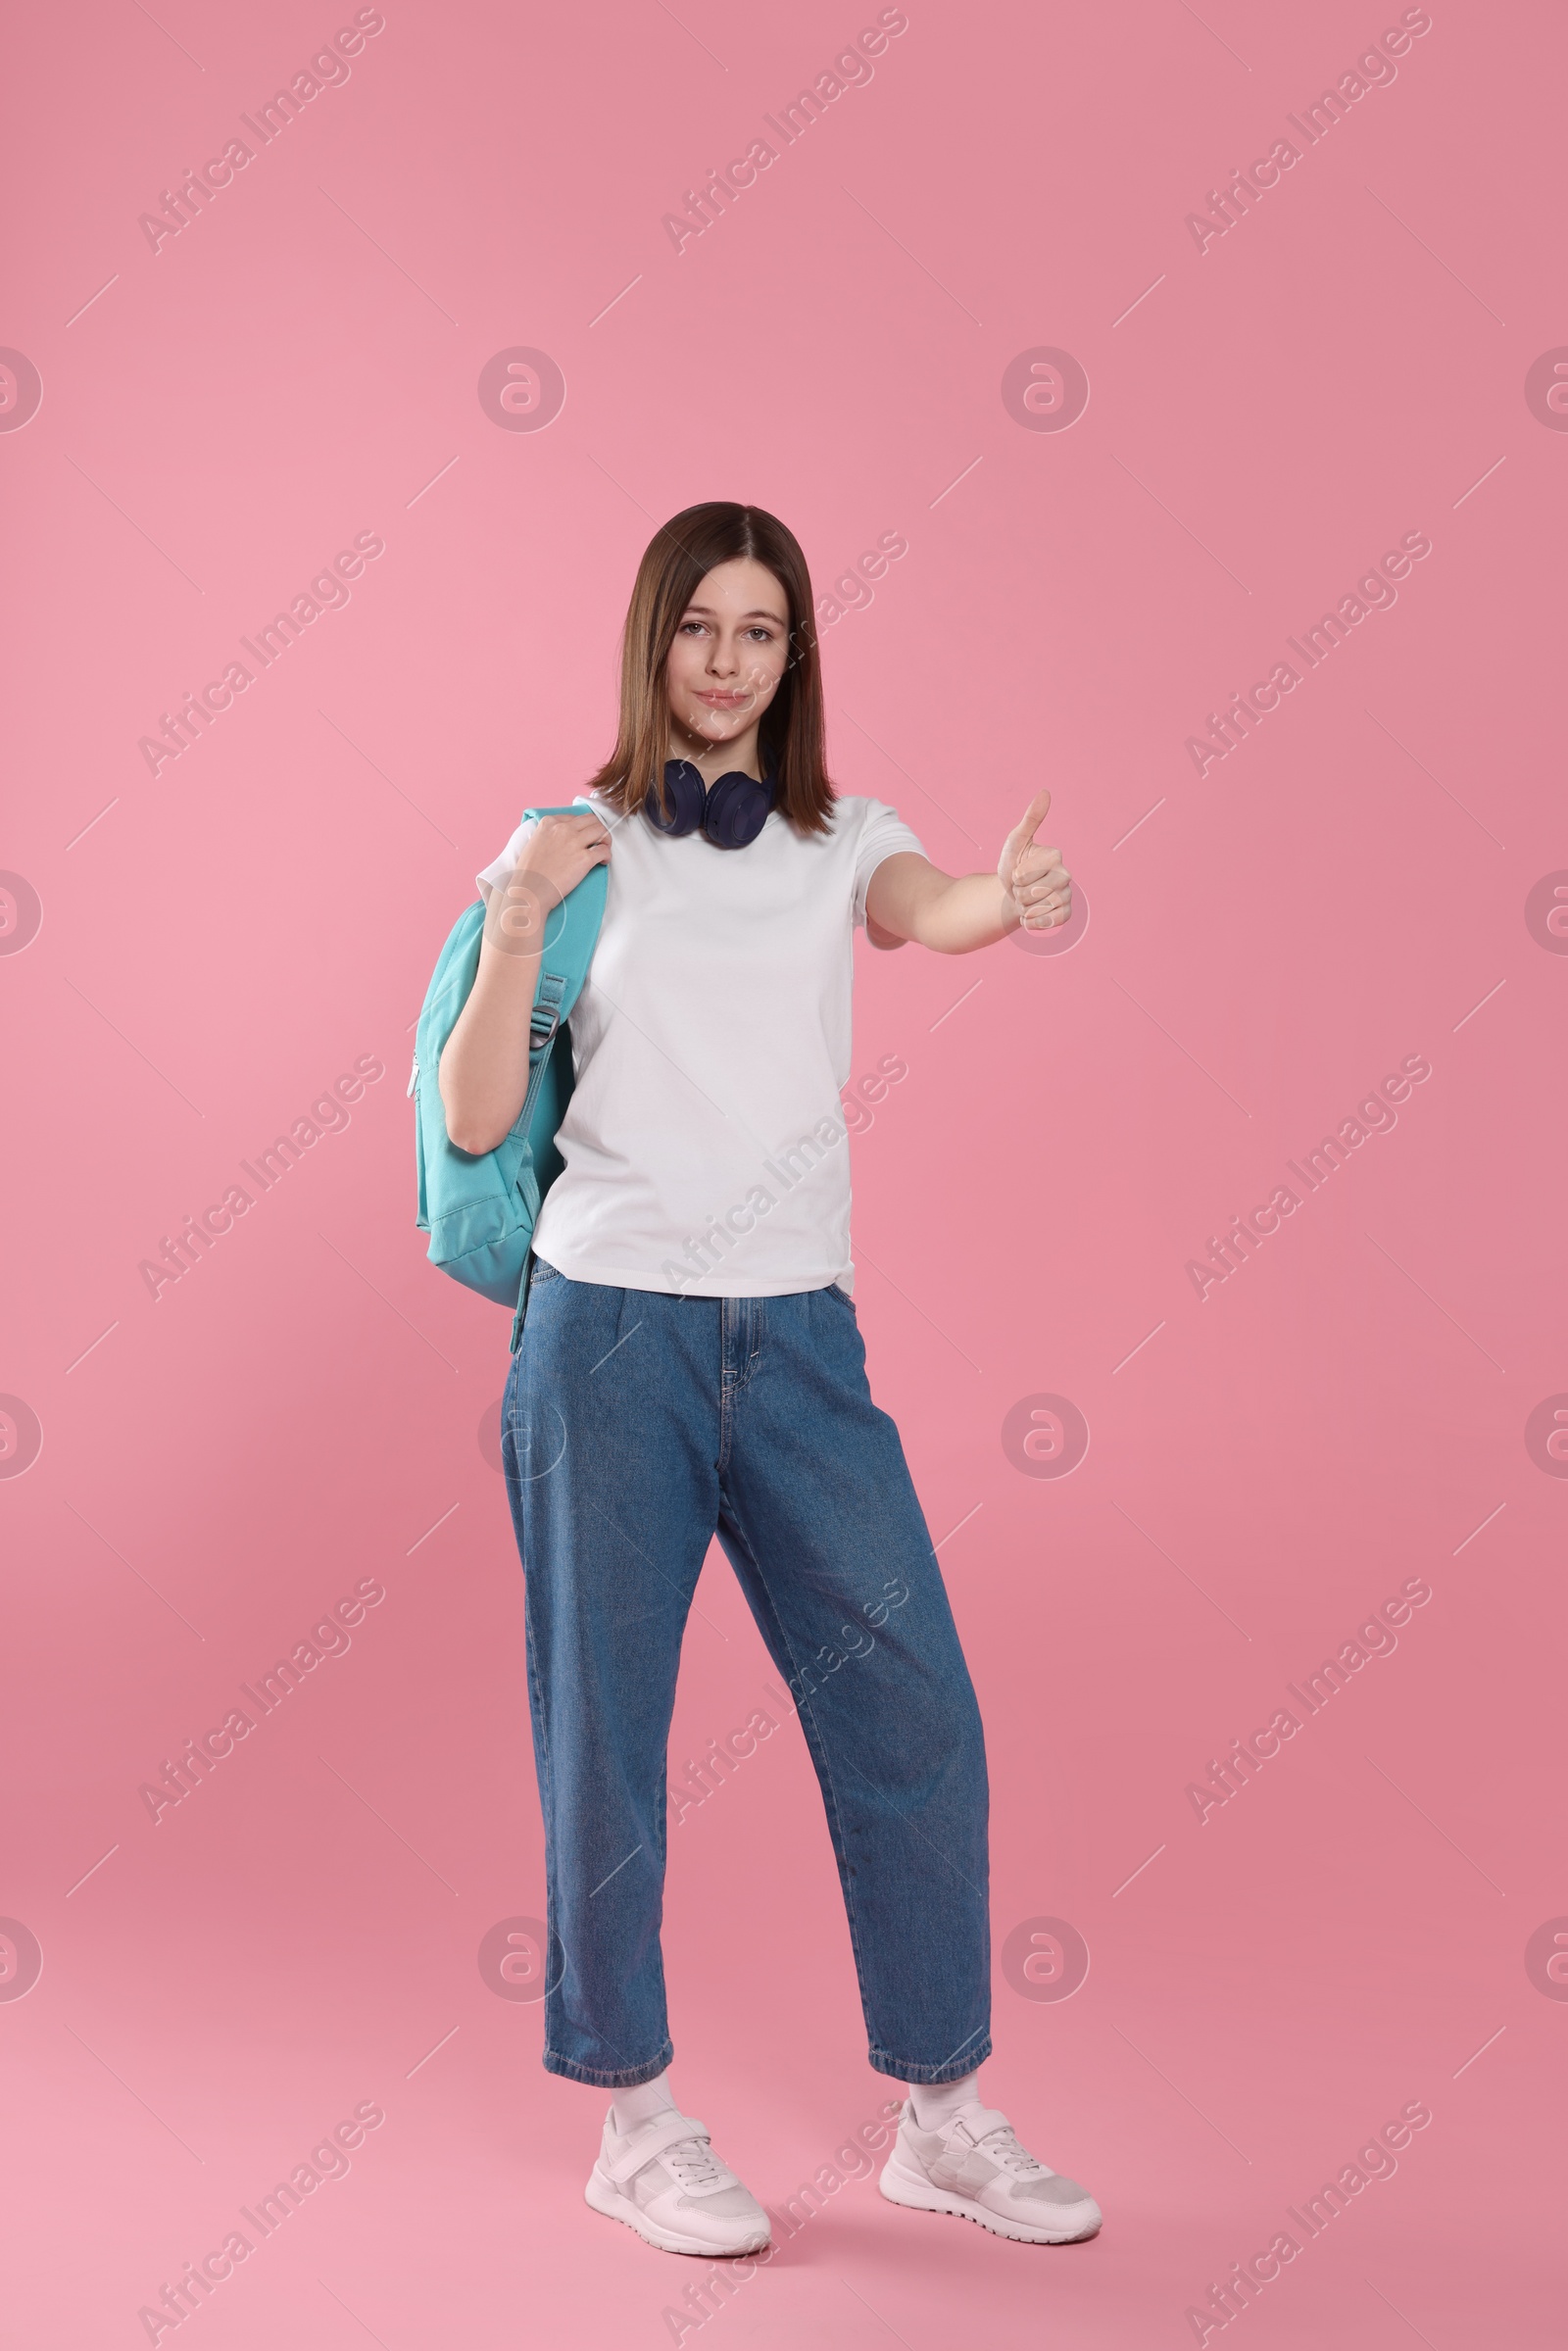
[932,874,1018,953]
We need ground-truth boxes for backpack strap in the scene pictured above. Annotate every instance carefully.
[504,970,572,1357]
[516,968,567,1133]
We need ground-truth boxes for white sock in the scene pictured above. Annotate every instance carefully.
[610,2070,678,2138]
[908,2070,981,2131]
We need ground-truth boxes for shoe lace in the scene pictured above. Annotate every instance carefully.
[665,2134,726,2190]
[974,2122,1045,2175]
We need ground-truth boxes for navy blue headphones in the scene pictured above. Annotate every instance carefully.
[644,759,776,850]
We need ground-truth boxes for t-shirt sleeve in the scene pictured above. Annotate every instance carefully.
[475,794,597,900]
[476,814,540,902]
[852,799,926,929]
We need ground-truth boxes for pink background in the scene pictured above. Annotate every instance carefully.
[4,0,1564,2343]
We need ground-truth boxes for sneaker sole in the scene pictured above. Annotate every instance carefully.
[584,2166,771,2259]
[879,2159,1101,2245]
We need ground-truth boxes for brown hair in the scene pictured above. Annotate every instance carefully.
[586,502,835,835]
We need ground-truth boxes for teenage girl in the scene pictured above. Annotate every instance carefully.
[439,503,1101,2256]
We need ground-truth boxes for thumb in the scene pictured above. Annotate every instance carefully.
[1001,788,1053,876]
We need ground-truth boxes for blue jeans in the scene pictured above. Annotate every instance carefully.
[501,1264,992,2088]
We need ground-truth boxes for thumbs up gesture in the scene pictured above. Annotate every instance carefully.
[998,790,1071,931]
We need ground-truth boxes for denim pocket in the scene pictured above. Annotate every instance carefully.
[530,1256,563,1288]
[822,1281,857,1314]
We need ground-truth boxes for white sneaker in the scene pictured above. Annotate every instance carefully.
[879,2100,1102,2244]
[584,2106,771,2257]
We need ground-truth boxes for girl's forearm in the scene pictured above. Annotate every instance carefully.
[439,933,543,1153]
[867,799,1067,953]
[904,870,1019,954]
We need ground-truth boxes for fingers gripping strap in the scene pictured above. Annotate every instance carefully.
[603,2112,709,2184]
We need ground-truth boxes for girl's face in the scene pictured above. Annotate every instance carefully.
[665,559,792,762]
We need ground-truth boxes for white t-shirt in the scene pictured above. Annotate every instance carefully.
[475,791,925,1297]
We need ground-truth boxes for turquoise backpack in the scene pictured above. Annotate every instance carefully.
[412,808,606,1344]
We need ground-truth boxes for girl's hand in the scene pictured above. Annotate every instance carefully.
[488,809,611,957]
[998,789,1071,931]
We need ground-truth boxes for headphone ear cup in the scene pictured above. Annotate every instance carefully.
[702,771,774,850]
[646,760,707,836]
